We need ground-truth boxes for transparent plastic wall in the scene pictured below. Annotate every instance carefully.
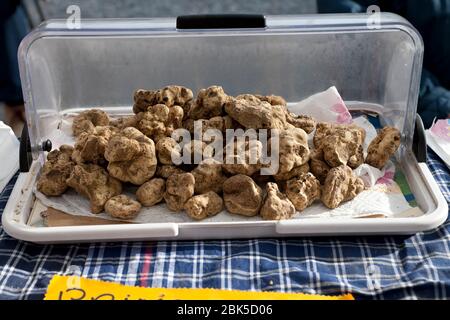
[19,14,423,159]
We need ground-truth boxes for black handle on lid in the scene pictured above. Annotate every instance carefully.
[20,122,32,172]
[176,14,266,29]
[413,114,427,163]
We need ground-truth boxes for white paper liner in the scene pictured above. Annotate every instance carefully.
[426,119,450,169]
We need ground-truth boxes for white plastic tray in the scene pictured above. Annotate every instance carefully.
[2,149,448,243]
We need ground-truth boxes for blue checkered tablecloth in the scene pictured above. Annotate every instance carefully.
[0,149,449,300]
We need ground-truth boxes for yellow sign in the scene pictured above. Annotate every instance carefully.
[45,275,354,300]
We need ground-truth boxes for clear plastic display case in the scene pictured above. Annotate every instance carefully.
[3,13,447,243]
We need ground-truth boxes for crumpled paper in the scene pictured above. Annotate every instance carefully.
[0,121,19,193]
[426,119,450,169]
[290,86,353,124]
[34,87,421,223]
[430,119,450,142]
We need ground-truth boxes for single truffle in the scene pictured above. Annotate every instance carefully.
[285,173,321,212]
[260,182,296,220]
[136,178,166,207]
[105,127,157,185]
[136,103,184,141]
[223,175,263,216]
[277,128,310,174]
[66,163,122,214]
[191,159,227,194]
[156,137,180,165]
[104,134,141,162]
[184,191,223,220]
[321,133,364,169]
[105,194,142,219]
[133,89,158,114]
[365,127,401,169]
[225,94,287,130]
[37,145,75,196]
[136,104,171,141]
[314,123,366,148]
[321,165,365,209]
[72,109,109,137]
[164,173,195,211]
[189,86,229,120]
[72,126,116,165]
[312,123,365,170]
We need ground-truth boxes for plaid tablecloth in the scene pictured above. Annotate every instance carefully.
[0,149,449,300]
